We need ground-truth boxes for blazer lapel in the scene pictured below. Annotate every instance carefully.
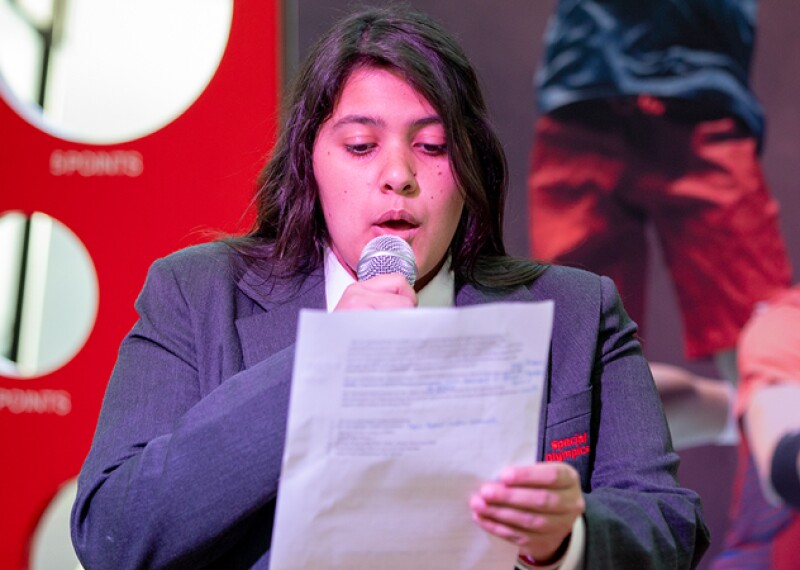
[454,281,537,306]
[234,265,326,369]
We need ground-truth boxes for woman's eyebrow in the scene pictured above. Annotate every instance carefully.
[330,114,442,130]
[413,116,443,128]
[331,115,383,129]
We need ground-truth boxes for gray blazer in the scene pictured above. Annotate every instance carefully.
[71,242,709,569]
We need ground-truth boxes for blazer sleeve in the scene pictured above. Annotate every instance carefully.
[71,254,290,569]
[582,276,710,568]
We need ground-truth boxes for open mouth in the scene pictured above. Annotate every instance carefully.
[374,210,420,234]
[378,219,418,231]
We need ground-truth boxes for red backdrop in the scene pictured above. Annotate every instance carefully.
[0,1,281,567]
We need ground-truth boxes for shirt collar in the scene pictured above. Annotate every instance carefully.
[324,247,455,311]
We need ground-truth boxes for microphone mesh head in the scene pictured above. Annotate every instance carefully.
[357,235,418,286]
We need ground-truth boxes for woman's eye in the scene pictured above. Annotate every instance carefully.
[418,143,447,156]
[345,143,375,155]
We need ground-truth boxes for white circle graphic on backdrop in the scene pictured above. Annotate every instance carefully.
[0,0,233,144]
[0,211,98,379]
[29,478,83,570]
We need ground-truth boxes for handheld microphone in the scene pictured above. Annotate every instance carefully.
[356,235,418,287]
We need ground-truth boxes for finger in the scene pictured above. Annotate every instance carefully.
[471,510,534,548]
[472,509,574,564]
[335,277,417,311]
[360,273,416,297]
[336,290,416,311]
[499,462,581,490]
[477,482,567,514]
[473,483,585,523]
[471,494,576,536]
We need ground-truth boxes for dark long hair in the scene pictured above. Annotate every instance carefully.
[235,6,546,289]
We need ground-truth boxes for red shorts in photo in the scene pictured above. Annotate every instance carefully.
[528,97,792,359]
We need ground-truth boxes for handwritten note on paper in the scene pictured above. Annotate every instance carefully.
[270,301,554,570]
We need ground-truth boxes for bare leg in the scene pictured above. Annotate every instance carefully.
[649,362,737,450]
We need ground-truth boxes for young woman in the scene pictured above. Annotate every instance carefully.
[71,7,709,569]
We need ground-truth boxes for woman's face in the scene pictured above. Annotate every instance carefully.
[313,66,464,286]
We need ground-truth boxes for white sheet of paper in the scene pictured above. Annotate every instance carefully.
[270,301,554,570]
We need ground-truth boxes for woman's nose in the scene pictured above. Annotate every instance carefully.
[380,149,417,195]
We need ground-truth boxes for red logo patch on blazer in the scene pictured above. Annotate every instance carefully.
[546,432,590,462]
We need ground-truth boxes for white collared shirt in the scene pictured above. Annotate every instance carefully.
[323,247,454,311]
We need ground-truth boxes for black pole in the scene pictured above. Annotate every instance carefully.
[8,215,32,364]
